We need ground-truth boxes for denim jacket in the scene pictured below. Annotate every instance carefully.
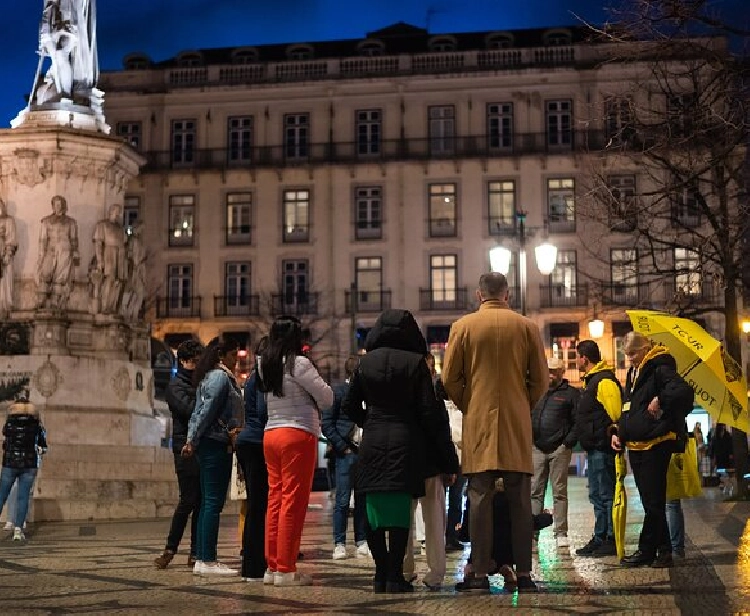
[186,367,243,446]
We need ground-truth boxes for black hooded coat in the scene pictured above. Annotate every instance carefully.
[342,309,458,498]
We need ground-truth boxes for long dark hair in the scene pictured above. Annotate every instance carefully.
[260,316,303,397]
[193,336,239,387]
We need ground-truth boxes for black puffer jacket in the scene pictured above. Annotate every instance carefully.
[531,380,581,453]
[2,410,47,469]
[342,309,459,497]
[165,366,197,454]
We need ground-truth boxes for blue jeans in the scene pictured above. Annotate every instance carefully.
[0,467,38,527]
[195,439,232,562]
[587,450,615,542]
[333,452,367,545]
[666,499,684,555]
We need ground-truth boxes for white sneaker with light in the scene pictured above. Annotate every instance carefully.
[263,569,276,584]
[201,561,238,576]
[332,544,348,560]
[12,528,25,541]
[355,543,372,559]
[274,571,313,586]
[192,560,205,575]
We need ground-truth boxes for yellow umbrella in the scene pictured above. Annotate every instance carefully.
[626,310,749,432]
[613,452,628,560]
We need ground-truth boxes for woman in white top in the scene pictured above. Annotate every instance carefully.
[259,316,333,586]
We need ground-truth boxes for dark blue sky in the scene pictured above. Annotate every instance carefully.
[2,0,748,128]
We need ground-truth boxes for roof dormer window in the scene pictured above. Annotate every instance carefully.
[428,36,456,53]
[231,48,259,64]
[486,33,514,50]
[287,44,314,61]
[357,40,385,57]
[123,53,151,70]
[177,52,203,68]
[544,30,572,46]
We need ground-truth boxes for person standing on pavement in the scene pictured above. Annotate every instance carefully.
[574,340,621,558]
[613,332,693,568]
[442,272,548,594]
[530,357,580,547]
[321,355,370,561]
[155,340,204,569]
[183,337,243,576]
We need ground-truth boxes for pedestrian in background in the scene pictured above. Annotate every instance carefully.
[260,316,334,587]
[530,356,580,547]
[183,336,243,576]
[155,340,203,569]
[442,272,548,594]
[321,355,369,561]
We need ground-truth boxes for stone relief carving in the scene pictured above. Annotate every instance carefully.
[12,149,49,187]
[0,199,18,319]
[111,366,131,401]
[89,203,126,315]
[36,195,80,312]
[34,357,63,398]
[121,221,146,321]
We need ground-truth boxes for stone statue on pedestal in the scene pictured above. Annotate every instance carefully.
[0,199,18,319]
[90,204,127,315]
[36,195,80,312]
[122,222,146,321]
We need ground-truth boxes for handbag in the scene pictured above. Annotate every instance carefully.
[666,436,703,501]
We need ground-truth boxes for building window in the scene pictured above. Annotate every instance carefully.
[668,93,699,138]
[604,97,634,145]
[177,53,202,68]
[287,45,313,61]
[169,195,195,247]
[674,247,701,295]
[226,193,252,244]
[225,262,251,313]
[428,105,455,156]
[171,119,196,165]
[672,177,701,227]
[545,32,571,46]
[547,178,575,232]
[283,189,310,242]
[355,187,382,240]
[549,250,578,298]
[116,122,141,149]
[356,109,381,156]
[354,257,383,311]
[607,175,637,232]
[428,183,457,238]
[358,41,385,56]
[429,37,456,52]
[430,254,457,302]
[488,180,515,235]
[227,116,253,163]
[610,248,639,303]
[487,34,514,49]
[487,103,513,150]
[281,260,309,309]
[123,195,140,236]
[546,100,572,148]
[167,264,193,312]
[284,113,309,159]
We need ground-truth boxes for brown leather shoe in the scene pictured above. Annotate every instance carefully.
[154,549,175,569]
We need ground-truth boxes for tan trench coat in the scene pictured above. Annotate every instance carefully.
[442,299,548,475]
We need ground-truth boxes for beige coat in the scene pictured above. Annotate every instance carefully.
[442,299,548,475]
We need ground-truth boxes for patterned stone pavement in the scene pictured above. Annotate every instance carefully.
[0,477,748,615]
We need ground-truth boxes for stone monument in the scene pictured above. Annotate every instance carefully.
[0,0,175,521]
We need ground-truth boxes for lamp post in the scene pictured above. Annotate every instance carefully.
[489,211,557,316]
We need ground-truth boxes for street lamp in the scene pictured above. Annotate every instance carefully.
[489,212,557,315]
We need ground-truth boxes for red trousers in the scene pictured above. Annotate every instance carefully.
[264,427,317,573]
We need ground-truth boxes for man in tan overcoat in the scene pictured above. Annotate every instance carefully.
[442,272,547,593]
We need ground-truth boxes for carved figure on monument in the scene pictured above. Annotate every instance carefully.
[90,204,127,315]
[36,195,80,311]
[122,221,146,321]
[0,199,18,320]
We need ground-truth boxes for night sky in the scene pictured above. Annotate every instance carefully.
[2,0,748,128]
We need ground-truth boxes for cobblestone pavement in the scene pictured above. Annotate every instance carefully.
[0,478,748,615]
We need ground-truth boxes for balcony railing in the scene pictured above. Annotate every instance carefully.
[140,130,618,173]
[345,289,392,313]
[539,284,589,308]
[156,296,202,318]
[600,282,649,307]
[270,292,319,316]
[214,295,260,317]
[665,280,723,307]
[419,287,469,312]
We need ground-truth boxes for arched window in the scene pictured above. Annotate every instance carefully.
[486,33,514,50]
[287,44,314,61]
[123,53,151,70]
[428,36,456,52]
[544,30,572,46]
[177,52,204,68]
[357,40,385,57]
[231,48,259,64]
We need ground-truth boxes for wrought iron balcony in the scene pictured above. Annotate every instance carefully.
[539,284,589,308]
[600,282,648,307]
[270,292,320,316]
[156,296,202,318]
[419,287,469,312]
[214,295,260,317]
[345,289,392,313]
[664,279,723,307]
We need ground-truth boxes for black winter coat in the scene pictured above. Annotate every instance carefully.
[322,382,359,457]
[619,350,694,445]
[342,310,459,497]
[531,380,580,453]
[2,413,47,469]
[166,367,197,453]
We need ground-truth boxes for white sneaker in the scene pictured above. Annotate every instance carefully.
[263,569,276,584]
[242,575,265,582]
[556,535,570,547]
[355,543,372,559]
[200,561,238,576]
[12,528,25,541]
[332,544,348,560]
[3,522,12,531]
[274,571,313,586]
[192,560,205,575]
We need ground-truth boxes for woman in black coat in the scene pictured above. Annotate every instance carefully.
[342,309,458,593]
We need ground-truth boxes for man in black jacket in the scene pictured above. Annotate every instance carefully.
[154,340,203,569]
[530,357,580,547]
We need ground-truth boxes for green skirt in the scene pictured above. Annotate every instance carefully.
[366,492,412,529]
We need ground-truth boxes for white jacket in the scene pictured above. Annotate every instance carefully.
[264,356,334,437]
